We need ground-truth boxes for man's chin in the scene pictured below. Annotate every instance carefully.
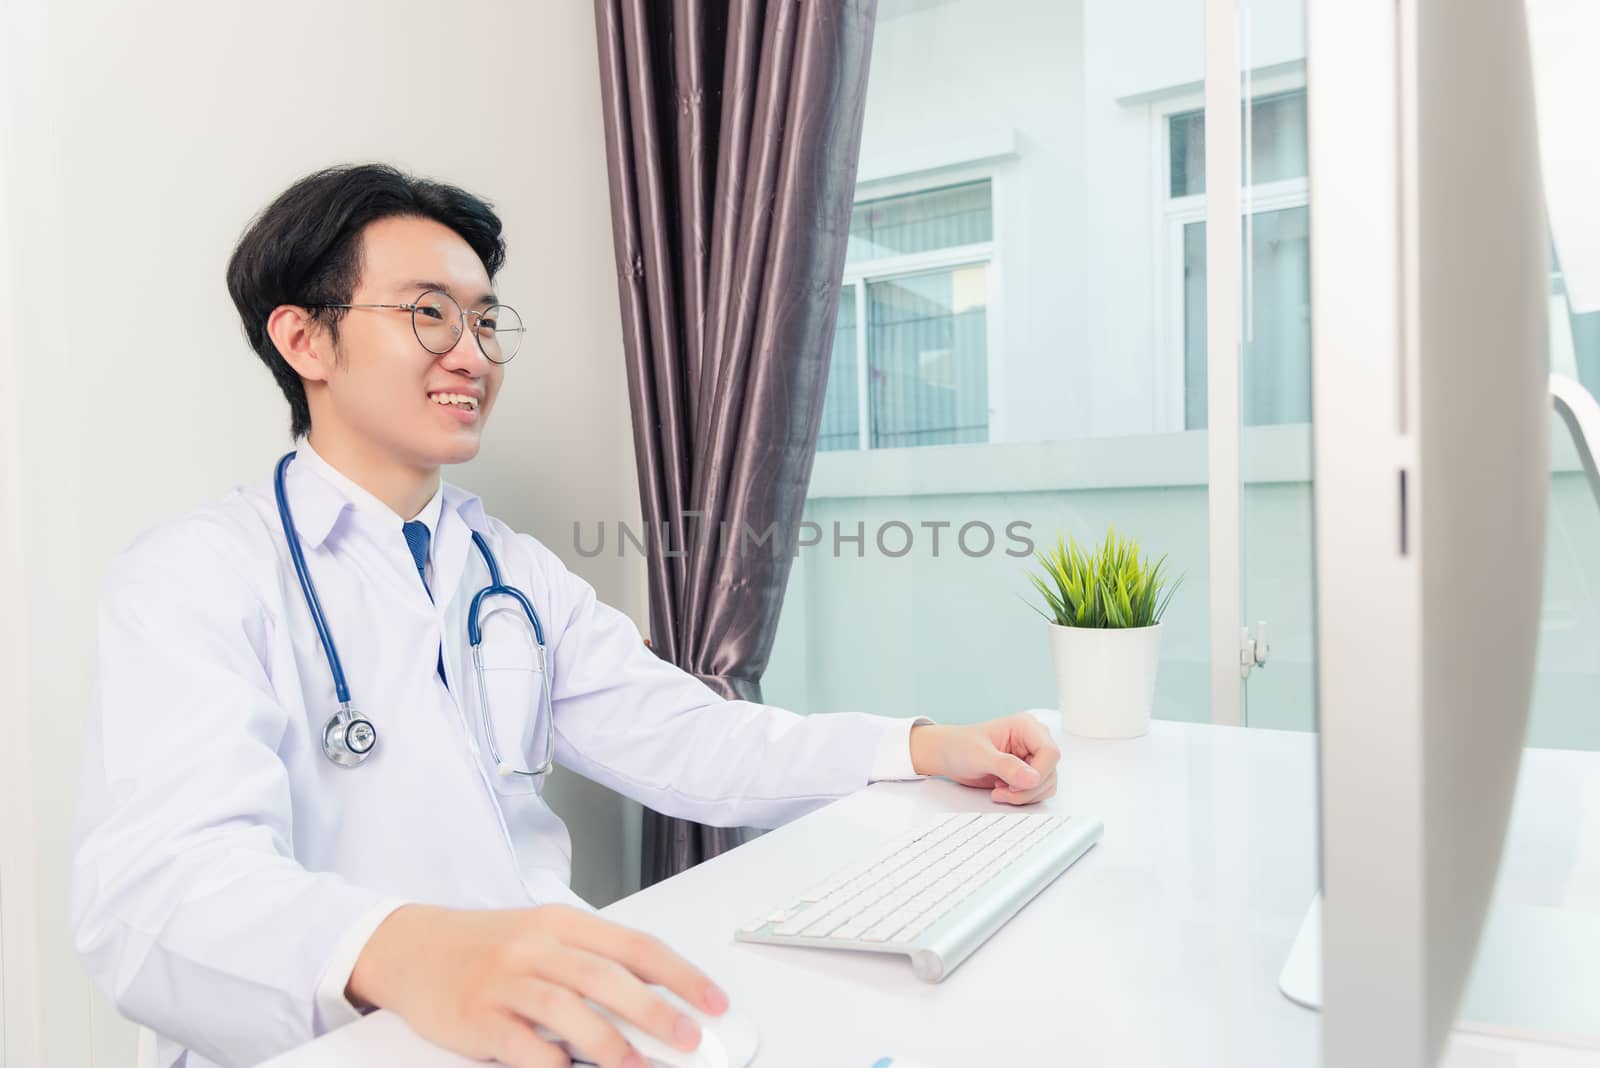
[430,432,484,468]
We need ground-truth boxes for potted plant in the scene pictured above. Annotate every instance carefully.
[1025,527,1180,739]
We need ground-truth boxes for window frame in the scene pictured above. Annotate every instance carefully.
[1155,74,1310,433]
[835,169,1000,450]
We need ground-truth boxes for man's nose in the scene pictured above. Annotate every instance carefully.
[438,317,490,373]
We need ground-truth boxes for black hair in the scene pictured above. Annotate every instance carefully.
[225,163,507,439]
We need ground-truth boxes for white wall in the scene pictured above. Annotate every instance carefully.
[0,1,641,1063]
[1089,0,1303,102]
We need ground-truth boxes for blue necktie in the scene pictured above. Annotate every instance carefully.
[402,521,448,688]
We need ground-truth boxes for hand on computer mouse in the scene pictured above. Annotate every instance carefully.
[909,712,1060,805]
[538,985,760,1068]
[346,903,729,1068]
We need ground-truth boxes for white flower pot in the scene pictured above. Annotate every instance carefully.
[1048,621,1164,739]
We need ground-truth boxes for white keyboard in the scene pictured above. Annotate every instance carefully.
[735,811,1103,981]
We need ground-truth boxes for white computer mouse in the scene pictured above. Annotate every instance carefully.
[534,985,759,1068]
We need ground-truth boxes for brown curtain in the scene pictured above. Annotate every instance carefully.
[593,0,877,887]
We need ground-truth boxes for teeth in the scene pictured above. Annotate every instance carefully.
[429,392,479,410]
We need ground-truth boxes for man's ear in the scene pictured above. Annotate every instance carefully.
[266,305,336,384]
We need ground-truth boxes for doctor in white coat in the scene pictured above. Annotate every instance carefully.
[70,164,1062,1068]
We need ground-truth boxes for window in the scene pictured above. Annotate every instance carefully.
[769,1,1309,739]
[1540,249,1600,750]
[764,0,1597,755]
[1552,249,1600,395]
[819,181,994,451]
[1166,88,1311,430]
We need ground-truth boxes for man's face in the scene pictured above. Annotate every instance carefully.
[314,215,506,469]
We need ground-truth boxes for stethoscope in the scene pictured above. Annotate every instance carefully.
[274,451,556,777]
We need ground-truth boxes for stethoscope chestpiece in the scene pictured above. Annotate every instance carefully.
[323,702,377,768]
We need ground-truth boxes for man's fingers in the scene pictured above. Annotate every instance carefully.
[562,912,726,1018]
[992,767,1056,799]
[488,1005,587,1068]
[504,977,635,1068]
[993,768,1057,805]
[985,748,1041,790]
[543,944,702,1052]
[1009,715,1061,769]
[1028,737,1062,776]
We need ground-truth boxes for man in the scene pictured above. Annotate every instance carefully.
[71,164,1060,1068]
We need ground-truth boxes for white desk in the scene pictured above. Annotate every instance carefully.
[264,715,1600,1067]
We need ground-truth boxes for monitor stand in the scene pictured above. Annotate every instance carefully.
[1279,894,1600,1050]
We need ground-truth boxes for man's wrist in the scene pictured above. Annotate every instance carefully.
[347,903,430,1011]
[909,723,946,777]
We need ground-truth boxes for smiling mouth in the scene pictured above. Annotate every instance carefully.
[428,392,480,411]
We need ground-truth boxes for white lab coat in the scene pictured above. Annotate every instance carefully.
[71,448,912,1068]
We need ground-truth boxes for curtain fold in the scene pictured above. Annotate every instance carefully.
[594,0,878,886]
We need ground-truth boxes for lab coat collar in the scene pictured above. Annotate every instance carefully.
[441,481,490,538]
[285,441,489,550]
[282,451,353,551]
[295,438,444,537]
[431,482,493,624]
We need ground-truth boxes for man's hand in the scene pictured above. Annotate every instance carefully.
[909,713,1060,805]
[347,903,728,1068]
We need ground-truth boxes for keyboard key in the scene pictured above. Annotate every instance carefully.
[796,879,850,903]
[800,911,852,938]
[862,913,911,942]
[879,885,917,911]
[774,903,835,935]
[863,902,895,923]
[835,915,875,940]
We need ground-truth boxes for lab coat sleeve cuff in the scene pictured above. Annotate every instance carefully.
[312,897,412,1033]
[868,716,935,783]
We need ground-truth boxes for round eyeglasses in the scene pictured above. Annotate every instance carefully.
[311,289,525,364]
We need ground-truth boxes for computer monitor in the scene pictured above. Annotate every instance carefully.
[1291,1,1555,1065]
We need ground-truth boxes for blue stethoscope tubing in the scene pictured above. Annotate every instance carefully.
[274,451,555,776]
